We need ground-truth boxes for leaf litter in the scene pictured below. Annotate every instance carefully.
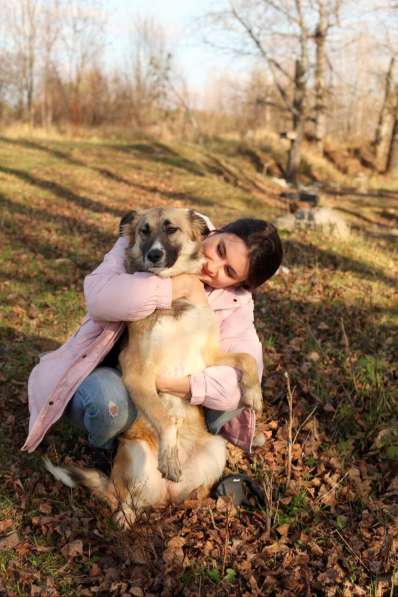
[0,136,397,595]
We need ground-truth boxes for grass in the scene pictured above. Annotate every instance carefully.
[0,130,397,594]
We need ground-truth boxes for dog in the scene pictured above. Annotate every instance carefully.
[45,207,262,528]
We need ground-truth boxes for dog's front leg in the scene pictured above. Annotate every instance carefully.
[210,351,263,413]
[122,373,182,482]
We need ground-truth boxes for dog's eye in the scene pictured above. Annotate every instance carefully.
[166,227,178,235]
[140,226,150,237]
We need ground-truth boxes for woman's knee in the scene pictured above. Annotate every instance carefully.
[67,367,137,447]
[90,367,133,418]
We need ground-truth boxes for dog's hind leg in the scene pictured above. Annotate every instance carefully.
[112,435,168,529]
[169,435,226,505]
[122,372,182,482]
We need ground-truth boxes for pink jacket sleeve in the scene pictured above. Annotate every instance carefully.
[189,302,263,410]
[84,237,173,322]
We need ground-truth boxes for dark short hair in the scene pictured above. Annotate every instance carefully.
[218,218,283,290]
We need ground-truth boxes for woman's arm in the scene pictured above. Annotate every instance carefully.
[84,237,207,322]
[157,301,263,410]
[157,375,191,399]
[190,325,263,411]
[84,237,173,322]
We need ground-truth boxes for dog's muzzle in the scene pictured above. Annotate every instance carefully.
[144,242,168,271]
[147,248,164,264]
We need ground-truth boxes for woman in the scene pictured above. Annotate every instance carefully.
[22,213,283,463]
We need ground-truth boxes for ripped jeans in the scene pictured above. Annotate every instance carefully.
[65,366,242,449]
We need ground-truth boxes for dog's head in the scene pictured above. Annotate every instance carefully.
[121,207,209,277]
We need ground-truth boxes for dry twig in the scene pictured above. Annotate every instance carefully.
[285,370,294,490]
[260,469,274,540]
[340,317,359,393]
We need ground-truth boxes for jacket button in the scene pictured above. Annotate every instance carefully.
[233,299,237,302]
[49,401,54,406]
[82,354,87,358]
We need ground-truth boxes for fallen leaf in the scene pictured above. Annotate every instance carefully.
[163,534,187,566]
[292,443,302,460]
[0,519,13,533]
[0,531,20,550]
[323,402,335,413]
[276,523,290,538]
[39,502,52,515]
[89,563,102,577]
[262,542,289,555]
[308,542,323,556]
[61,539,83,559]
[166,536,185,549]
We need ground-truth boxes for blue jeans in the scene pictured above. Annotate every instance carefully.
[66,367,242,449]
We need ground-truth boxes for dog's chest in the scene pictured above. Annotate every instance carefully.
[149,305,217,377]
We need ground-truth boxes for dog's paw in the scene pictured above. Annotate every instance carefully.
[241,383,263,414]
[158,444,182,483]
[113,505,137,530]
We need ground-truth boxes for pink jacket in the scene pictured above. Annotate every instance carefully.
[22,236,263,454]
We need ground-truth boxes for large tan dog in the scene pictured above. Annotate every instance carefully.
[45,207,262,528]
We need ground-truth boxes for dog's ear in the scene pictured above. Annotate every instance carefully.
[188,210,210,242]
[119,210,138,243]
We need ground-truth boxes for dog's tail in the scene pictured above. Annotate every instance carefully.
[43,457,119,510]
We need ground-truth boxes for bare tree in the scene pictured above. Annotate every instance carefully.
[4,0,40,124]
[40,0,62,128]
[60,0,105,126]
[312,0,341,152]
[126,16,173,128]
[373,56,398,171]
[124,16,197,137]
[384,85,398,173]
[200,0,319,182]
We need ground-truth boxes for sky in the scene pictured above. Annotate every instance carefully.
[103,0,245,91]
[100,0,396,101]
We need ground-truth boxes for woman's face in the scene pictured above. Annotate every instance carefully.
[200,232,250,289]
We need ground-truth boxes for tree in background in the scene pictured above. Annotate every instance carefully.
[200,0,345,183]
[312,0,341,152]
[123,16,197,138]
[61,0,105,127]
[0,0,105,128]
[1,0,398,172]
[373,56,397,171]
[126,16,172,129]
[40,0,62,128]
[384,85,398,173]
[3,0,40,124]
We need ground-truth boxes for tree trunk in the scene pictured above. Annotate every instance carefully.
[42,69,54,129]
[385,87,398,174]
[374,57,396,171]
[286,58,307,184]
[314,2,327,152]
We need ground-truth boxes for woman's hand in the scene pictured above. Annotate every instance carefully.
[156,375,191,399]
[171,274,208,306]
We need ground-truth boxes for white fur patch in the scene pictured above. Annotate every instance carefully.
[43,457,76,488]
[150,240,164,252]
[150,307,215,378]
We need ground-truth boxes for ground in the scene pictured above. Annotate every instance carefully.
[0,132,397,596]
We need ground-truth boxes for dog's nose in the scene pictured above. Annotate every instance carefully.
[147,248,164,263]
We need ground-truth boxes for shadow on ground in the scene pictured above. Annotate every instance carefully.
[283,237,398,290]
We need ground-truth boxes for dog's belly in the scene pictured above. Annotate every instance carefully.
[149,305,217,378]
[148,305,217,420]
